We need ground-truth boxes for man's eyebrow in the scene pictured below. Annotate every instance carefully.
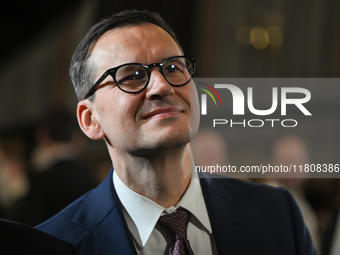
[160,56,171,62]
[157,55,182,64]
[119,65,138,71]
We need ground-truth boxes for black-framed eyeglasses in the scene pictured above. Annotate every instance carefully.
[83,56,197,99]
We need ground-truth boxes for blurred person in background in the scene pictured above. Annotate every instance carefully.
[265,134,320,252]
[13,108,96,226]
[0,138,29,219]
[191,128,229,174]
[191,129,229,167]
[319,178,340,255]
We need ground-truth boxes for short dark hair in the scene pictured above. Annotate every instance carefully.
[70,10,183,101]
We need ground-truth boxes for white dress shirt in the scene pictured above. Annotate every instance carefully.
[113,171,217,255]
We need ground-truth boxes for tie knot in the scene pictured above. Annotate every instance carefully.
[158,210,190,239]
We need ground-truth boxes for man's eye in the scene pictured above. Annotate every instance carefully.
[164,64,182,74]
[118,71,145,83]
[164,60,187,74]
[165,66,174,73]
[124,74,140,80]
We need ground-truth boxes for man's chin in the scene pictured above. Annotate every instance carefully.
[130,134,191,157]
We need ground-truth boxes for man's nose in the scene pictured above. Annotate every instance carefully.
[145,69,174,99]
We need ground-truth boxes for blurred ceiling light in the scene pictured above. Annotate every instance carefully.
[236,25,284,50]
[266,26,284,47]
[250,26,269,50]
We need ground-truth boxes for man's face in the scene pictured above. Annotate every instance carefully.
[86,23,199,156]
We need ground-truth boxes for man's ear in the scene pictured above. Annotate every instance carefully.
[77,100,105,140]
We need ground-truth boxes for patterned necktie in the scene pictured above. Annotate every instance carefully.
[158,210,195,255]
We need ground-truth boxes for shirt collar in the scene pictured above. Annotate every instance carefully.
[113,171,212,247]
[179,172,212,235]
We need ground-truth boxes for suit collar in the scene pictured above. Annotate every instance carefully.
[72,168,118,230]
[72,168,138,255]
[198,172,242,202]
[73,170,241,231]
[71,169,250,255]
[199,173,254,254]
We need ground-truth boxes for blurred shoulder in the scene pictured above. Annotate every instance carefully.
[0,218,79,255]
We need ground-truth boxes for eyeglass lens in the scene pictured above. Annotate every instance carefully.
[114,57,193,93]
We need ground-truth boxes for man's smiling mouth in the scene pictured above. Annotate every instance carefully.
[142,107,183,120]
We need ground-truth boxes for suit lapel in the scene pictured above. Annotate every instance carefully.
[72,169,137,255]
[71,169,252,254]
[199,174,253,254]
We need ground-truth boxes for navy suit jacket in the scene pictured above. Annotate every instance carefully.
[37,169,317,255]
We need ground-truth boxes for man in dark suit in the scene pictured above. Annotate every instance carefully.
[37,10,317,254]
[0,218,79,254]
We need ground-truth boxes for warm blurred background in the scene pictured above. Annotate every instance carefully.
[0,0,339,254]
